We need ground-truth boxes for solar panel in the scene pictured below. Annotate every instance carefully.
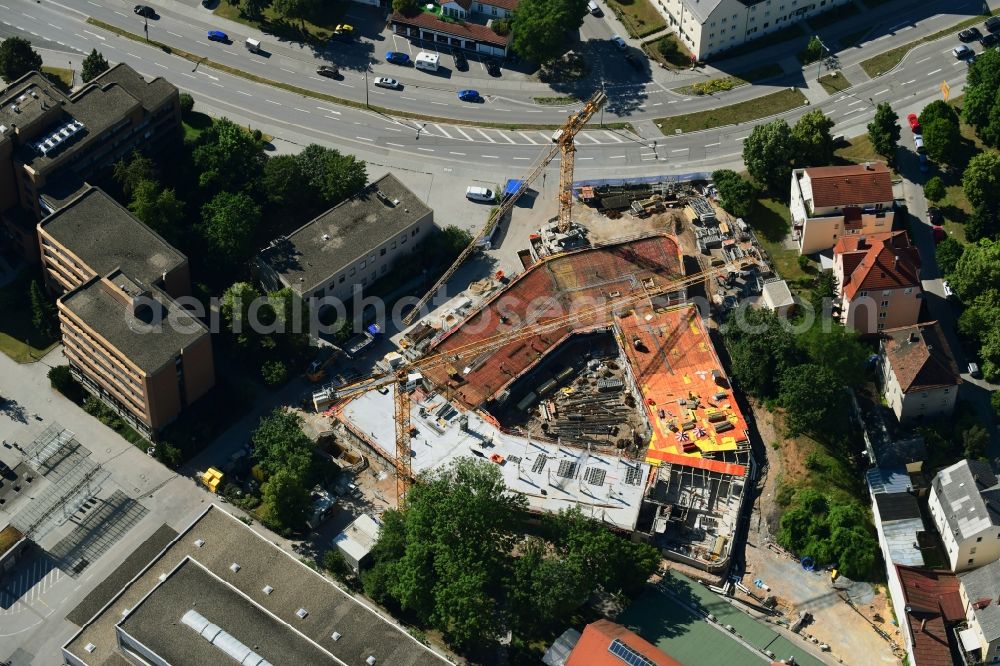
[609,638,656,666]
[531,454,547,474]
[556,460,578,479]
[624,466,643,486]
[584,467,607,486]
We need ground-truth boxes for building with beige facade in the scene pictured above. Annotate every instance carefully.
[655,0,853,61]
[256,173,433,305]
[928,460,1000,573]
[0,64,180,261]
[790,163,895,255]
[958,559,1000,664]
[878,321,960,424]
[38,187,213,440]
[833,230,920,335]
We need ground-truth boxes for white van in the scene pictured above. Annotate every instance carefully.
[466,186,495,202]
[415,52,439,71]
[587,0,603,16]
[245,37,262,53]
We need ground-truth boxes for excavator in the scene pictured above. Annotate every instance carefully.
[322,257,757,507]
[401,90,608,326]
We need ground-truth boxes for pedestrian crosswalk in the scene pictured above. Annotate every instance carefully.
[414,124,634,146]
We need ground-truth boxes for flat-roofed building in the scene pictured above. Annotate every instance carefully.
[0,64,180,260]
[62,505,452,666]
[256,173,432,304]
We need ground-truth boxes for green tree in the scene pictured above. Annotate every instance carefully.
[922,117,961,165]
[722,308,801,397]
[199,191,260,266]
[261,359,288,387]
[48,365,84,403]
[742,119,796,193]
[951,239,1000,301]
[792,109,836,167]
[923,176,945,202]
[29,279,57,340]
[0,37,42,83]
[192,117,266,193]
[250,408,314,479]
[80,49,109,83]
[992,390,1000,419]
[963,150,1000,211]
[963,424,990,460]
[798,321,869,388]
[966,202,1000,242]
[799,35,824,64]
[129,180,185,245]
[919,100,960,128]
[778,364,850,439]
[510,0,588,64]
[221,281,262,335]
[263,153,311,208]
[261,467,311,532]
[296,144,367,206]
[979,87,1000,147]
[711,169,756,219]
[113,152,158,198]
[867,102,901,160]
[323,549,352,579]
[244,0,272,20]
[178,92,194,118]
[963,49,1000,128]
[392,0,419,12]
[272,0,317,30]
[935,236,964,276]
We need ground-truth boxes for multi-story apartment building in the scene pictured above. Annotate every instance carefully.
[256,173,433,306]
[958,559,1000,664]
[790,162,895,255]
[878,322,960,423]
[38,187,213,440]
[656,0,853,61]
[0,63,180,260]
[833,230,921,335]
[928,460,1000,573]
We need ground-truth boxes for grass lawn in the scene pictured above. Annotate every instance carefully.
[834,133,881,165]
[0,270,59,363]
[861,8,1000,77]
[818,71,852,95]
[532,96,579,105]
[213,1,347,44]
[604,0,667,39]
[182,110,213,141]
[655,88,807,134]
[746,198,809,281]
[41,66,74,93]
[644,33,694,70]
[672,63,783,95]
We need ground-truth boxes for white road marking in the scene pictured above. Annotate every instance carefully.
[927,68,942,76]
[903,79,916,85]
[524,109,543,113]
[47,23,62,30]
[578,156,594,160]
[518,132,537,144]
[653,102,663,106]
[843,108,864,116]
[325,115,339,120]
[428,100,447,106]
[387,142,404,147]
[672,148,688,153]
[265,99,282,105]
[114,10,127,17]
[449,151,466,156]
[848,99,863,106]
[434,124,452,138]
[168,31,182,38]
[497,132,516,144]
[667,100,677,104]
[337,82,354,88]
[873,88,890,96]
[704,142,720,148]
[294,107,311,113]
[87,1,99,5]
[916,56,932,64]
[735,136,748,141]
[455,127,474,141]
[475,128,495,143]
[602,131,624,143]
[356,136,375,141]
[401,95,417,100]
[417,147,434,152]
[83,30,105,40]
[481,154,499,159]
[181,72,196,78]
[75,33,89,41]
[608,155,626,159]
[198,71,220,81]
[577,133,600,144]
[317,107,340,114]
[237,90,251,96]
[281,67,295,73]
[512,156,530,160]
[153,62,168,69]
[384,126,402,131]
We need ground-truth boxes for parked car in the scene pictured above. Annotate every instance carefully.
[932,225,946,244]
[466,185,495,202]
[919,152,929,172]
[333,24,354,36]
[982,33,1000,48]
[987,16,1000,33]
[943,280,955,299]
[968,362,982,378]
[133,4,156,17]
[457,89,481,102]
[454,51,468,71]
[485,60,501,77]
[588,0,604,16]
[373,76,399,89]
[386,51,410,65]
[927,206,943,225]
[913,133,925,153]
[959,27,982,42]
[611,35,627,49]
[316,65,340,78]
[907,113,921,133]
[207,30,228,42]
[953,44,975,59]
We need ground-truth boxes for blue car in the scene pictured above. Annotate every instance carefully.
[386,51,410,65]
[457,89,481,102]
[207,30,228,42]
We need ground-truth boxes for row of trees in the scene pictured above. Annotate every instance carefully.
[741,109,836,194]
[363,458,659,651]
[250,409,317,533]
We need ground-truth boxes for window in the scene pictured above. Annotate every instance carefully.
[878,312,887,319]
[338,275,345,283]
[978,536,983,543]
[859,291,868,297]
[349,267,355,277]
[360,260,367,270]
[904,287,913,294]
[380,248,386,256]
[381,264,387,274]
[401,236,407,244]
[411,228,418,237]
[971,547,978,554]
[880,301,889,308]
[968,558,975,565]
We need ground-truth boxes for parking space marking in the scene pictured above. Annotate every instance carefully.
[434,124,453,139]
[475,129,496,143]
[602,131,624,143]
[455,127,474,141]
[496,132,516,144]
[517,131,537,144]
[577,133,600,144]
[536,131,552,143]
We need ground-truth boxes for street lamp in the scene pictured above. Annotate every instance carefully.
[69,60,74,88]
[364,61,373,109]
[814,35,830,78]
[144,15,149,42]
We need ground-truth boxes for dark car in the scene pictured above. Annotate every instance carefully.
[316,65,340,78]
[986,16,1000,33]
[454,51,468,71]
[485,60,501,77]
[133,4,156,17]
[207,30,228,42]
[959,27,982,42]
[386,51,410,65]
[982,33,1000,48]
[927,206,943,225]
[457,89,481,102]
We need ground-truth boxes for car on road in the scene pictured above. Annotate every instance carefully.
[457,89,481,102]
[611,35,627,49]
[982,33,1000,48]
[333,24,354,36]
[913,133,925,153]
[953,44,974,59]
[932,225,946,244]
[316,65,340,78]
[466,185,495,202]
[134,4,156,17]
[959,27,982,42]
[373,77,399,89]
[927,206,943,225]
[454,51,468,71]
[485,60,501,77]
[987,16,1000,33]
[919,152,928,172]
[386,51,410,65]
[907,113,921,133]
[207,30,228,42]
[968,362,982,378]
[588,0,604,16]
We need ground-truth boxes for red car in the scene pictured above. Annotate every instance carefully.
[908,113,921,133]
[932,225,946,244]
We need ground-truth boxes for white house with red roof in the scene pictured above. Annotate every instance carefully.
[833,230,921,334]
[790,162,895,255]
[879,321,960,423]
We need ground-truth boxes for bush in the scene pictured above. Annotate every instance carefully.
[179,92,194,118]
[923,176,945,202]
[797,254,812,272]
[48,365,85,404]
[492,18,511,36]
[323,549,352,579]
[261,359,288,387]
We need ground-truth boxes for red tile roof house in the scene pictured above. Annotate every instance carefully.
[789,162,895,255]
[895,565,964,666]
[543,620,681,666]
[833,230,921,335]
[878,321,960,424]
[390,0,516,57]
